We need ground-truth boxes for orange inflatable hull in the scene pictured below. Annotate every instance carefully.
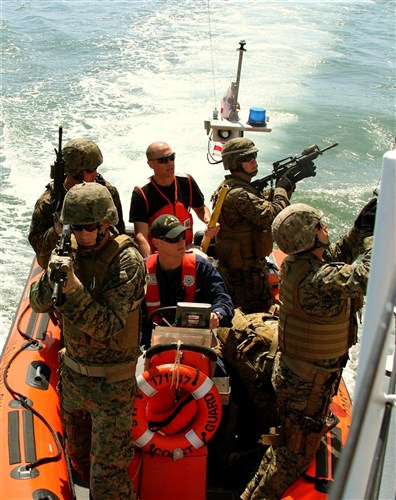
[0,258,74,500]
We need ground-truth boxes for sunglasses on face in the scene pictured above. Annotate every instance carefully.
[240,152,257,162]
[159,232,186,244]
[83,166,98,173]
[71,223,100,232]
[152,152,176,164]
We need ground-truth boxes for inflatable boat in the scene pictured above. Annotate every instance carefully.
[0,248,352,500]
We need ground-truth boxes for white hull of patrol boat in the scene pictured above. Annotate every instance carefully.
[330,148,396,500]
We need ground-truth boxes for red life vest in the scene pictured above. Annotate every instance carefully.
[145,252,197,318]
[137,175,194,251]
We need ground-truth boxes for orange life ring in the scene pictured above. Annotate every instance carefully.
[132,363,222,457]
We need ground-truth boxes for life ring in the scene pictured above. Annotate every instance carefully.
[132,364,222,457]
[145,343,218,362]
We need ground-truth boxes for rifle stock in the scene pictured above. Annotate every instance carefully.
[201,185,230,254]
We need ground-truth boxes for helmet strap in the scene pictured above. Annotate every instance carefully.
[94,222,107,247]
[71,172,84,182]
[297,235,329,255]
[233,161,256,177]
[77,223,107,252]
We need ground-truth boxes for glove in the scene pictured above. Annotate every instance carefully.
[354,198,377,237]
[276,174,296,195]
[48,254,81,294]
[286,160,317,183]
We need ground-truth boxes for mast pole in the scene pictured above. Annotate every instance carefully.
[229,40,246,122]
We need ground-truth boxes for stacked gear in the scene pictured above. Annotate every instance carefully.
[272,203,323,254]
[63,138,103,178]
[221,138,258,171]
[216,307,279,429]
[60,182,119,226]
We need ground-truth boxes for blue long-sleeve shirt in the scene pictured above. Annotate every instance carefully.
[141,253,234,347]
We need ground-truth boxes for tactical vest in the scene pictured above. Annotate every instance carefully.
[214,178,273,270]
[136,175,194,250]
[145,251,197,317]
[64,235,141,355]
[278,254,354,361]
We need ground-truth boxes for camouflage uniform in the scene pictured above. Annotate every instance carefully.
[28,177,125,269]
[30,183,146,499]
[241,227,372,500]
[213,177,289,313]
[213,137,296,314]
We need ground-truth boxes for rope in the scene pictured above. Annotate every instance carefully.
[3,303,64,470]
[170,340,183,390]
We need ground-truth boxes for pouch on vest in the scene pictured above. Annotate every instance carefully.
[215,239,244,269]
[253,230,273,258]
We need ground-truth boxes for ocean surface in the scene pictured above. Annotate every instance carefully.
[1,0,395,405]
[1,1,395,497]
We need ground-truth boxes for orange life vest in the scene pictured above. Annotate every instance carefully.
[137,175,194,251]
[145,252,197,318]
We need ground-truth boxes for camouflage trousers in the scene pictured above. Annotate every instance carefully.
[217,266,274,314]
[241,353,341,500]
[59,364,136,500]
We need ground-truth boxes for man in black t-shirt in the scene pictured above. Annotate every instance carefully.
[129,141,218,257]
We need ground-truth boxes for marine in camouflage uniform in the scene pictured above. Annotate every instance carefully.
[28,138,126,269]
[241,200,377,500]
[30,183,146,500]
[212,138,294,313]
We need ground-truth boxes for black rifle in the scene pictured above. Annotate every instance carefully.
[48,126,71,306]
[251,142,339,191]
[51,224,72,307]
[50,126,66,215]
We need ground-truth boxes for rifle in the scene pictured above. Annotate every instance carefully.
[201,185,231,254]
[50,126,66,215]
[51,224,72,307]
[251,142,339,192]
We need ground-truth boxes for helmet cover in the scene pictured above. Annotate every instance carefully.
[221,138,258,170]
[271,203,323,254]
[60,182,118,226]
[63,138,103,177]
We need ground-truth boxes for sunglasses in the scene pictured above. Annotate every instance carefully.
[159,232,186,243]
[240,152,257,162]
[84,166,98,173]
[71,223,100,232]
[152,152,176,164]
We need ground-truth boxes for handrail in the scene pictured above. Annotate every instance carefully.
[330,149,396,499]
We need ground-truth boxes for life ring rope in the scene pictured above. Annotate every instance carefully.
[185,429,204,449]
[137,374,158,397]
[192,376,213,399]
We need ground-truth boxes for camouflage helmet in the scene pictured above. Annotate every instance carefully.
[60,183,119,226]
[63,138,103,177]
[221,138,258,170]
[271,203,323,254]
